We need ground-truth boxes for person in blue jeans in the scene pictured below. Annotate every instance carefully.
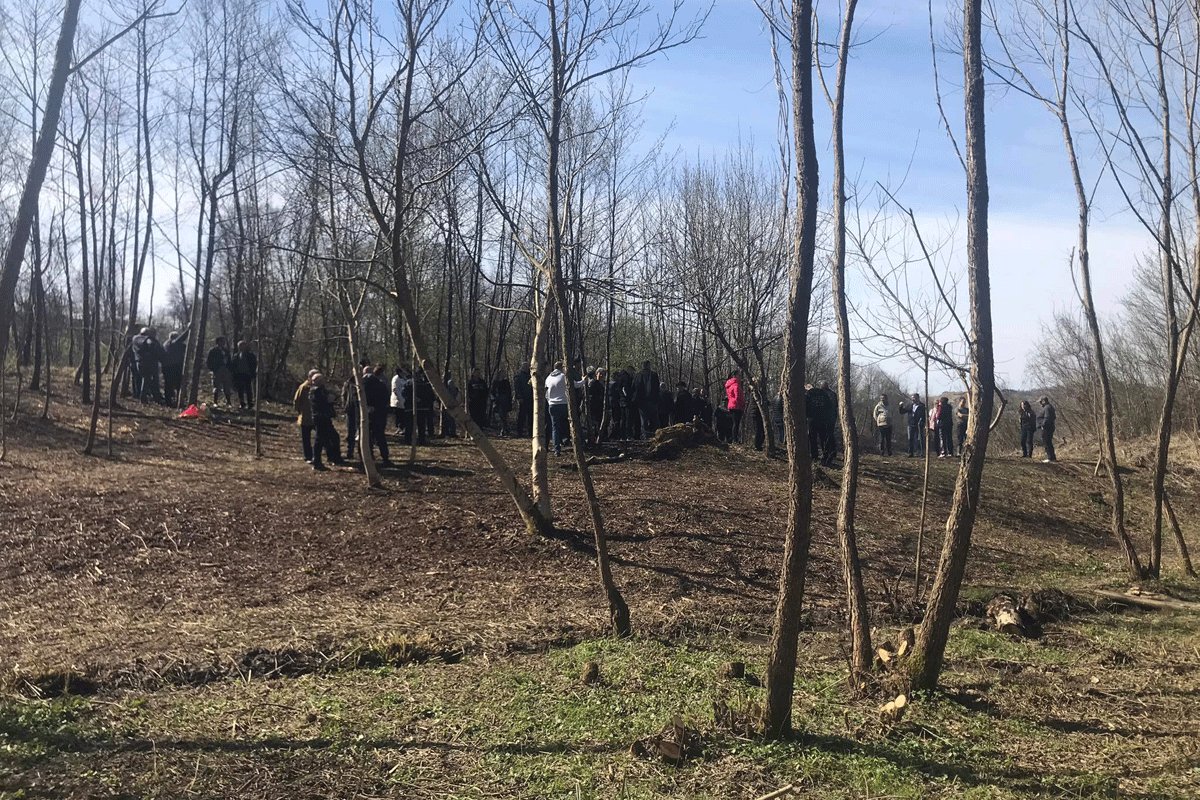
[544,360,584,456]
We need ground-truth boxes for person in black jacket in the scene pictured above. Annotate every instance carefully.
[672,381,692,425]
[901,393,927,457]
[466,368,489,429]
[162,328,190,405]
[207,337,234,406]
[805,383,828,461]
[309,373,345,470]
[819,382,839,465]
[514,367,534,437]
[1037,395,1057,463]
[491,371,513,436]
[692,388,714,430]
[230,340,258,409]
[413,370,436,443]
[342,371,363,462]
[129,327,165,403]
[633,361,661,438]
[363,365,392,464]
[1018,399,1037,458]
[586,367,608,443]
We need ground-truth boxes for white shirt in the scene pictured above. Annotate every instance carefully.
[544,370,584,405]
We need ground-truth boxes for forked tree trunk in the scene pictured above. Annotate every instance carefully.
[530,283,553,519]
[909,0,995,693]
[763,0,819,739]
[825,0,870,683]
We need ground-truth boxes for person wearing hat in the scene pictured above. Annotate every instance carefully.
[161,326,190,405]
[294,369,320,462]
[129,326,166,403]
[1037,395,1057,463]
[308,373,345,470]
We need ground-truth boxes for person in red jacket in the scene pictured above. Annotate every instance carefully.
[724,369,746,443]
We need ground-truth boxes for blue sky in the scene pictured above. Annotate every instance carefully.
[626,0,1151,390]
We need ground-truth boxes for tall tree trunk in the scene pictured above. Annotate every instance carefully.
[826,0,870,683]
[909,0,995,693]
[0,0,83,365]
[763,0,819,739]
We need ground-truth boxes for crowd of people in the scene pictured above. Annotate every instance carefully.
[127,326,258,409]
[284,357,1062,470]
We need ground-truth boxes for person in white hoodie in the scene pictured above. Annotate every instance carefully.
[544,360,584,456]
[391,367,411,437]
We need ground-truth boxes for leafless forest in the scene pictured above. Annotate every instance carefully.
[2,0,1200,797]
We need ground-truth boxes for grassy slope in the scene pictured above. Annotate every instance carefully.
[1,391,1198,798]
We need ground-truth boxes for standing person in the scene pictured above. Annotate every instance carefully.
[820,381,839,466]
[544,360,584,456]
[466,368,489,429]
[129,327,165,403]
[771,387,786,446]
[634,361,662,438]
[1019,399,1037,458]
[390,367,410,436]
[955,396,970,451]
[206,337,234,407]
[805,382,827,461]
[491,370,513,437]
[714,400,733,443]
[873,393,894,456]
[901,393,927,457]
[308,373,345,470]
[363,365,392,465]
[621,366,640,439]
[229,340,258,409]
[672,381,692,425]
[441,370,460,438]
[413,370,436,444]
[293,369,319,462]
[161,327,190,406]
[693,387,714,430]
[514,366,534,437]
[724,369,746,443]
[1037,395,1057,463]
[749,398,766,451]
[587,367,608,442]
[936,397,955,458]
[343,373,361,462]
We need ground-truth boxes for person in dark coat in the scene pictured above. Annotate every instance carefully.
[901,393,927,457]
[672,381,692,425]
[206,337,234,406]
[749,399,766,451]
[441,371,460,438]
[770,389,785,445]
[1018,399,1037,458]
[617,366,639,440]
[413,371,436,444]
[363,365,392,464]
[466,368,489,429]
[309,373,345,470]
[819,382,839,465]
[491,371,513,436]
[692,388,714,430]
[342,371,362,462]
[586,367,608,443]
[633,361,661,438]
[514,367,534,437]
[805,383,828,461]
[161,327,190,405]
[229,340,258,409]
[935,396,955,458]
[714,401,733,443]
[1037,395,1057,462]
[129,326,165,403]
[955,396,970,451]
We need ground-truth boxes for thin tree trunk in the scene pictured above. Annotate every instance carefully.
[763,0,819,739]
[910,0,995,693]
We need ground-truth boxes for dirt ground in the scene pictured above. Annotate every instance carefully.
[2,387,1198,798]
